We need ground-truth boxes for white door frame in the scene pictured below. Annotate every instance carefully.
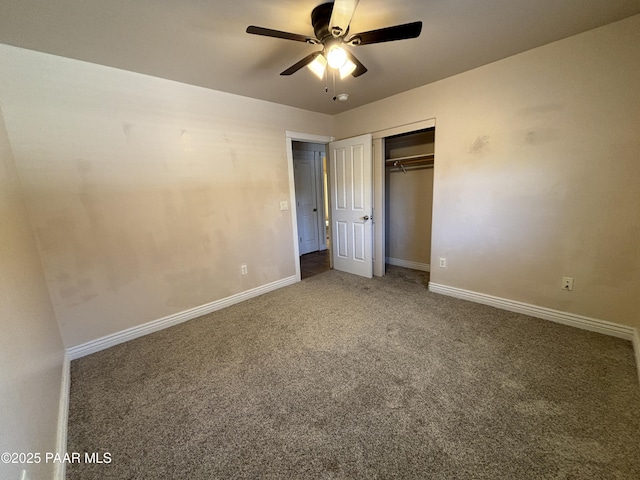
[286,131,334,281]
[371,118,436,277]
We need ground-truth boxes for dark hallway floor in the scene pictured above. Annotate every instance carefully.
[300,250,330,279]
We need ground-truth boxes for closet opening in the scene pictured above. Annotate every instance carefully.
[383,127,435,278]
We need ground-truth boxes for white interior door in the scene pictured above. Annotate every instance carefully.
[329,134,373,278]
[294,153,320,255]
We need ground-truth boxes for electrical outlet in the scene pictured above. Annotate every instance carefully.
[279,200,288,211]
[562,276,574,291]
[241,264,248,275]
[439,257,447,268]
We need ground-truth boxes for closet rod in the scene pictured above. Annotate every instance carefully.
[384,153,434,166]
[385,155,434,173]
[389,165,434,174]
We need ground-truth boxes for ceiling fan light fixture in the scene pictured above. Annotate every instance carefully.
[247,0,422,86]
[326,45,348,69]
[307,54,327,79]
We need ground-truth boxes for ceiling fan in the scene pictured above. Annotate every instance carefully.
[246,0,422,80]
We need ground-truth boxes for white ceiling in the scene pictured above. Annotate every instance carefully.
[1,0,639,115]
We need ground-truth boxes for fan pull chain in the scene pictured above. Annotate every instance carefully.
[324,64,328,94]
[332,69,337,101]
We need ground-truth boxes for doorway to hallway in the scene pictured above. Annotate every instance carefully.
[292,140,330,278]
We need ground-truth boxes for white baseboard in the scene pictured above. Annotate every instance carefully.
[55,352,71,480]
[429,282,640,383]
[67,275,298,360]
[386,257,430,272]
[428,283,635,340]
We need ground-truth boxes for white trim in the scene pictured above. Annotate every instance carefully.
[67,275,297,360]
[285,131,334,281]
[371,118,436,140]
[372,137,385,278]
[285,137,302,281]
[314,150,327,252]
[634,328,640,384]
[286,131,334,144]
[54,352,71,480]
[386,257,430,272]
[428,283,635,340]
[371,118,436,279]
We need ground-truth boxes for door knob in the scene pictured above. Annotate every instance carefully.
[363,215,370,221]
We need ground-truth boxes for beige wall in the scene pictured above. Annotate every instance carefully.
[336,15,640,329]
[0,45,332,347]
[386,168,434,265]
[0,106,65,480]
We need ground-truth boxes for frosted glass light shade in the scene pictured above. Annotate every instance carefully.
[307,54,327,79]
[339,59,356,79]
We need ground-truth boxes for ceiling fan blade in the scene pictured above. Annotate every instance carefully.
[350,21,422,45]
[280,51,322,75]
[329,0,360,37]
[344,50,367,77]
[246,26,315,43]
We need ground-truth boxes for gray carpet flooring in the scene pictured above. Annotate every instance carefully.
[67,266,640,479]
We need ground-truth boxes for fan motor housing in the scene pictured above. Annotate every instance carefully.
[312,3,348,42]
